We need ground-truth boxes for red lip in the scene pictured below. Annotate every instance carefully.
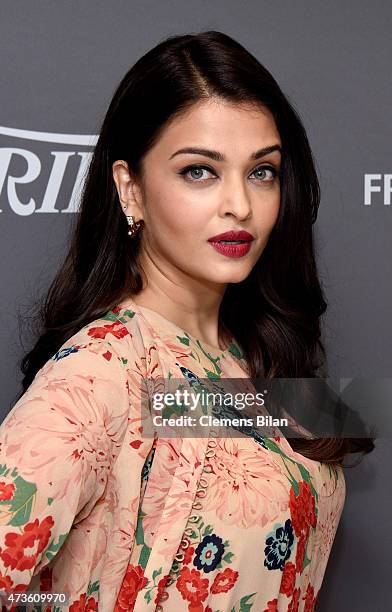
[207,230,254,242]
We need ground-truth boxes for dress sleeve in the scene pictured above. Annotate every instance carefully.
[0,323,142,602]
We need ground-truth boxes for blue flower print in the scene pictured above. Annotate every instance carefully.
[178,366,202,388]
[51,345,80,361]
[211,401,267,449]
[177,366,267,448]
[194,533,225,573]
[264,519,294,570]
[142,446,156,482]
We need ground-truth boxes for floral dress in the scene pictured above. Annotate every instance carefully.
[0,296,345,611]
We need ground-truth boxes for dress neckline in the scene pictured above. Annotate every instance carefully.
[119,296,236,358]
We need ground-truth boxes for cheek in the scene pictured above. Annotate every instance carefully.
[268,187,281,222]
[148,184,211,234]
[256,191,281,231]
[270,196,281,227]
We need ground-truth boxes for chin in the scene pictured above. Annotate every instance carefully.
[208,268,252,284]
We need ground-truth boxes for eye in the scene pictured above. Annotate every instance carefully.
[177,163,279,184]
[178,164,216,182]
[250,165,278,182]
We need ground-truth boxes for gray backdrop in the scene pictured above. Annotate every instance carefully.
[1,1,391,610]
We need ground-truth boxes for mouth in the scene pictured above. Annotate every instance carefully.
[208,240,253,258]
[207,230,255,243]
[214,240,248,244]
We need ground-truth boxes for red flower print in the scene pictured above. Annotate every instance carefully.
[0,571,26,612]
[288,587,301,612]
[129,439,143,449]
[0,516,54,571]
[289,482,317,538]
[188,604,213,612]
[263,599,278,612]
[85,597,98,611]
[69,593,87,612]
[295,534,307,573]
[0,481,16,501]
[40,566,53,592]
[154,574,170,604]
[280,561,296,597]
[303,583,316,612]
[0,572,14,590]
[183,545,195,564]
[210,567,239,594]
[114,563,148,611]
[88,322,129,340]
[176,566,209,604]
[69,593,98,611]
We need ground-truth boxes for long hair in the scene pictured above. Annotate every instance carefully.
[16,30,374,464]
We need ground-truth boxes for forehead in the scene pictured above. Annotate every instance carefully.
[152,98,281,155]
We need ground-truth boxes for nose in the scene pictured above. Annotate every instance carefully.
[219,174,252,221]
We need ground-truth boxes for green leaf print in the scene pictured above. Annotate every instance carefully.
[135,509,153,569]
[0,464,13,478]
[143,565,164,603]
[303,550,311,570]
[227,342,243,360]
[263,438,281,454]
[162,403,184,418]
[139,544,151,569]
[296,463,318,500]
[177,334,190,346]
[300,536,312,571]
[135,510,147,545]
[87,580,100,596]
[192,339,224,374]
[203,524,214,536]
[122,309,136,319]
[102,308,135,323]
[297,462,311,482]
[118,309,135,323]
[263,439,320,502]
[44,532,69,561]
[230,592,257,612]
[205,370,222,382]
[2,474,37,526]
[101,311,121,322]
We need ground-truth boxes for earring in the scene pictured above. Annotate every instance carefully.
[121,203,142,237]
[126,215,142,237]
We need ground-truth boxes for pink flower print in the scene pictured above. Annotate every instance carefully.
[203,437,289,528]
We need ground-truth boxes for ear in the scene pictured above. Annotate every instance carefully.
[112,160,144,220]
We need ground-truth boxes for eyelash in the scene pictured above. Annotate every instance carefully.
[178,163,279,183]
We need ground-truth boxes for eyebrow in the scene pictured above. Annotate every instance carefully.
[169,144,282,162]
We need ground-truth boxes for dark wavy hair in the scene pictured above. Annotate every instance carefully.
[17,30,374,465]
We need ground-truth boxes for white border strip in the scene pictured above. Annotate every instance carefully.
[0,125,98,146]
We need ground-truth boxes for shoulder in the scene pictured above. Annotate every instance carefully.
[1,303,151,437]
[38,302,148,382]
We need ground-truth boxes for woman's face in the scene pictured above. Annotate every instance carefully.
[130,98,281,288]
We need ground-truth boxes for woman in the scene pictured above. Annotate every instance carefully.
[0,30,374,611]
